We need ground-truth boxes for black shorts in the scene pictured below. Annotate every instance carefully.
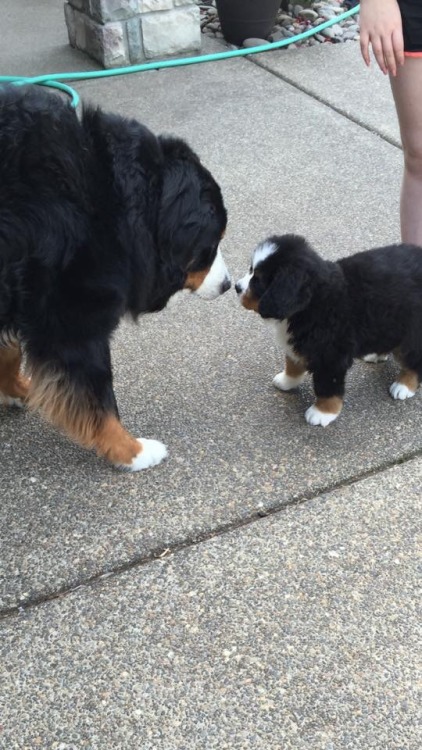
[398,0,422,54]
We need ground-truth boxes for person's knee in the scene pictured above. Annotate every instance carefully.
[403,143,422,178]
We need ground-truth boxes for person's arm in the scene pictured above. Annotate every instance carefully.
[359,0,404,76]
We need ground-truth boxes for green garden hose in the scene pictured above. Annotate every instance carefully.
[0,5,360,108]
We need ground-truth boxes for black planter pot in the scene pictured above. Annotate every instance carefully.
[216,0,281,46]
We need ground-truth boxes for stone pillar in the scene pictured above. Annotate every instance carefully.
[64,0,201,69]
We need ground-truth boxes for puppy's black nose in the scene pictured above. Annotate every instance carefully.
[221,277,231,294]
[235,282,242,294]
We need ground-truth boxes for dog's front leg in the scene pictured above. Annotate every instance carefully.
[27,341,167,471]
[0,342,31,407]
[305,367,346,427]
[273,354,307,391]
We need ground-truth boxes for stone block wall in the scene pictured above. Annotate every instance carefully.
[64,0,201,68]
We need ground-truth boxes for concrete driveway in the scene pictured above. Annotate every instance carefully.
[0,3,420,748]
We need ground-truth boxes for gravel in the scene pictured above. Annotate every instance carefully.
[197,1,360,50]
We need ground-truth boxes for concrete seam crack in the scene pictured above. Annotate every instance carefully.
[250,56,402,150]
[1,449,421,620]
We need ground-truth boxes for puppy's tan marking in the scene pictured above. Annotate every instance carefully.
[392,351,419,392]
[0,344,30,401]
[285,355,307,379]
[185,268,210,291]
[397,369,419,393]
[27,365,141,464]
[241,290,259,312]
[314,396,343,415]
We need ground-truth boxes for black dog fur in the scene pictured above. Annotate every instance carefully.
[237,233,422,424]
[0,85,228,468]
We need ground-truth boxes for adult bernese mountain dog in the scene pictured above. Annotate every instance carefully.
[236,234,422,426]
[0,85,230,470]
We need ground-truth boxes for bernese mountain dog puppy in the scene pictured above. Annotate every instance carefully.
[0,86,230,470]
[236,234,422,426]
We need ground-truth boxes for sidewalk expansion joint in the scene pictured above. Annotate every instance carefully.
[250,56,402,150]
[1,448,421,620]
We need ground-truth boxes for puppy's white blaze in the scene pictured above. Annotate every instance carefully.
[273,371,306,391]
[305,405,339,427]
[389,382,416,400]
[252,240,277,270]
[125,438,168,471]
[195,248,230,300]
[236,271,252,294]
[236,241,277,298]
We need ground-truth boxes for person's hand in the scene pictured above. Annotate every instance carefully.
[360,0,404,76]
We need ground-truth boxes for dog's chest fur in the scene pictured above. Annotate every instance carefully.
[273,319,302,362]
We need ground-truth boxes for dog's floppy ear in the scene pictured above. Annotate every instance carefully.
[259,267,313,320]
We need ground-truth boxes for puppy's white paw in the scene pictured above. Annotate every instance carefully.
[126,439,168,471]
[362,353,389,363]
[305,404,339,427]
[273,370,306,391]
[389,382,416,400]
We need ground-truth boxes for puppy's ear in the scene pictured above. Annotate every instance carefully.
[259,267,313,320]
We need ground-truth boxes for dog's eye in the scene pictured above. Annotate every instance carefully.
[250,275,264,295]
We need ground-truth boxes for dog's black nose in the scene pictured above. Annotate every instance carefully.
[221,277,231,294]
[235,282,242,294]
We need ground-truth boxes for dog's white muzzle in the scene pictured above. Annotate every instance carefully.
[235,272,252,295]
[195,248,231,300]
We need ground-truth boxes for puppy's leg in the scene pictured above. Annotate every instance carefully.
[305,367,346,427]
[389,349,420,399]
[27,343,167,471]
[0,343,31,407]
[390,370,419,400]
[273,355,307,391]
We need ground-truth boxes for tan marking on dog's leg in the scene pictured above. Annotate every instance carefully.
[285,355,307,379]
[27,365,141,464]
[273,354,308,392]
[94,415,143,465]
[27,366,94,442]
[397,369,419,392]
[314,396,343,415]
[0,344,30,402]
[392,351,419,392]
[390,361,419,400]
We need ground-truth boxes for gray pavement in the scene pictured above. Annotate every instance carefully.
[252,40,401,146]
[0,2,421,748]
[1,459,420,749]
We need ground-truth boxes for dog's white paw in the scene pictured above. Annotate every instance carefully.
[273,370,306,391]
[125,439,168,471]
[0,393,25,408]
[389,382,416,401]
[362,353,389,363]
[305,404,339,427]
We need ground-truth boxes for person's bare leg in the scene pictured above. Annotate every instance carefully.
[390,58,422,245]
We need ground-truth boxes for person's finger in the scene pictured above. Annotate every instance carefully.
[360,31,371,67]
[383,38,397,76]
[371,37,388,74]
[392,26,405,67]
